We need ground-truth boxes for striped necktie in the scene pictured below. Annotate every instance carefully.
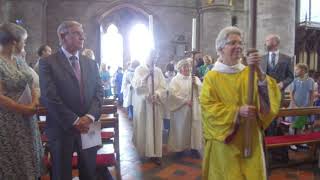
[69,55,84,103]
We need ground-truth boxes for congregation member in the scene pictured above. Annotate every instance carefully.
[82,48,95,60]
[198,55,214,80]
[289,64,314,109]
[19,48,41,97]
[314,72,320,106]
[260,35,294,159]
[114,66,123,106]
[164,62,176,83]
[200,26,281,180]
[288,63,314,146]
[101,64,113,97]
[122,60,140,120]
[0,22,44,179]
[168,58,202,158]
[82,48,100,72]
[261,34,294,97]
[131,51,167,165]
[33,44,52,74]
[39,20,110,180]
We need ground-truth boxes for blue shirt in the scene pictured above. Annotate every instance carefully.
[291,77,314,107]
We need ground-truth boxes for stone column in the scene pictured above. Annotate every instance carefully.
[200,3,232,58]
[257,0,296,56]
[0,0,11,24]
[9,0,47,65]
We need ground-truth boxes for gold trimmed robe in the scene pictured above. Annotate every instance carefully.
[200,66,281,180]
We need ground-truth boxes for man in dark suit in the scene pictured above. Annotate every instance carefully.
[261,34,294,93]
[261,34,294,159]
[39,21,109,180]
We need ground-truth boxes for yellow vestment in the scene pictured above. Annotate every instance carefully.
[200,67,281,180]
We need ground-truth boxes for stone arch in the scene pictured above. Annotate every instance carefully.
[95,1,159,67]
[95,1,153,24]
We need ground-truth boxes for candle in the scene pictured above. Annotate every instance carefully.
[192,18,197,51]
[149,15,154,50]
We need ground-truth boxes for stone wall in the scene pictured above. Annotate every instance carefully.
[200,5,232,58]
[0,0,47,65]
[45,0,197,68]
[257,0,296,56]
[0,0,10,24]
[0,0,296,66]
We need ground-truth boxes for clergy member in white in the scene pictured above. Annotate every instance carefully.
[131,52,167,165]
[168,58,203,156]
[121,60,140,120]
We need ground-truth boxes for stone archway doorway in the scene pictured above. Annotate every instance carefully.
[97,3,152,70]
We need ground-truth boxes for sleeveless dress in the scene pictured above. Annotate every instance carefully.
[0,57,44,180]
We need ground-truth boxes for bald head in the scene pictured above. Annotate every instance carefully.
[265,34,280,52]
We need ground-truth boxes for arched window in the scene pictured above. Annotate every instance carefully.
[100,24,123,74]
[129,23,153,64]
[299,0,320,23]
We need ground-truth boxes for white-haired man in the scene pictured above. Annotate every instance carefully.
[39,21,110,180]
[200,26,281,180]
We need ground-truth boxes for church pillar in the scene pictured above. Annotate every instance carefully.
[0,0,11,24]
[200,2,232,58]
[9,0,47,65]
[257,0,296,56]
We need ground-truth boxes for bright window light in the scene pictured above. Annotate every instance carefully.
[299,0,320,23]
[101,24,123,74]
[129,23,153,64]
[311,0,320,22]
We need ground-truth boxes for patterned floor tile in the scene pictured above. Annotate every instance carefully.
[41,107,320,180]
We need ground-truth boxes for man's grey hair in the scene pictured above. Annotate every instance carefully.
[57,21,82,45]
[215,26,243,54]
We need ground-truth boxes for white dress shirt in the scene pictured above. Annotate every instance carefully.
[268,50,279,66]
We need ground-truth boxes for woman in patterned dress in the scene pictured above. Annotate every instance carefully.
[0,23,44,180]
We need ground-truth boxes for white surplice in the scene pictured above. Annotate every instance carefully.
[132,65,167,157]
[121,68,135,108]
[167,73,203,152]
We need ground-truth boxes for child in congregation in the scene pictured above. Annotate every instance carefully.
[288,63,315,150]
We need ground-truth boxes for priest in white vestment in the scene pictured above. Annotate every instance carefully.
[121,60,140,120]
[168,59,203,157]
[131,53,167,165]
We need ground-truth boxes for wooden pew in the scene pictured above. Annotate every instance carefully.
[100,104,121,180]
[103,97,117,106]
[36,104,121,179]
[265,107,320,168]
[276,107,320,117]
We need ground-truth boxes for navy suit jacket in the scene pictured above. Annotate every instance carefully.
[39,49,103,140]
[261,52,294,90]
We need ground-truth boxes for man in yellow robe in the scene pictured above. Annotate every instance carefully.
[200,26,281,180]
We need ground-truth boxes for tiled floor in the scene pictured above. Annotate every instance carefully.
[116,107,320,180]
[42,107,320,179]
